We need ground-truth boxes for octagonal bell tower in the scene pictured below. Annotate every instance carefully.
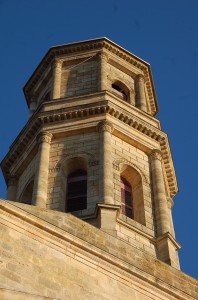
[1,38,180,269]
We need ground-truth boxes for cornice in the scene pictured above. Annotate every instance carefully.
[1,93,177,197]
[23,37,158,115]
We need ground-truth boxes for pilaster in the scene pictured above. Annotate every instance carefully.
[98,120,114,205]
[6,176,18,201]
[150,149,170,236]
[32,132,52,208]
[136,74,147,112]
[51,59,62,99]
[99,52,108,91]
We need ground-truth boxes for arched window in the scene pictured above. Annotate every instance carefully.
[120,177,133,219]
[111,81,129,102]
[66,169,87,212]
[120,165,146,225]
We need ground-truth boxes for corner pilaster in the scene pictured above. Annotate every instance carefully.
[99,52,108,91]
[6,176,18,201]
[32,131,52,208]
[98,120,114,205]
[136,74,147,112]
[150,149,170,236]
[51,59,62,99]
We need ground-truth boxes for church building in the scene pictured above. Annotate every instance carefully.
[0,38,197,299]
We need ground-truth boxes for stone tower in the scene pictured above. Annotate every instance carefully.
[1,38,197,300]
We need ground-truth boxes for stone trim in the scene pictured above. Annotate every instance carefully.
[150,149,162,161]
[51,59,62,69]
[155,232,181,250]
[113,158,149,184]
[37,132,53,145]
[167,197,174,209]
[1,96,177,197]
[97,120,114,133]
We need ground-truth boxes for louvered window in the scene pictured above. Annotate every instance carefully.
[66,170,87,212]
[120,177,133,219]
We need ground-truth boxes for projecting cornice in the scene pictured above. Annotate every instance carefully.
[23,37,158,115]
[1,92,177,198]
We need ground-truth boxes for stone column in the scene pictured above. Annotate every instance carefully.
[29,95,37,118]
[150,149,170,236]
[6,176,17,201]
[99,52,108,91]
[51,59,62,100]
[32,132,52,208]
[136,74,147,112]
[98,121,114,205]
[167,197,176,238]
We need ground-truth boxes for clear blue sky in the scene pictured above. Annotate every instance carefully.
[0,0,197,279]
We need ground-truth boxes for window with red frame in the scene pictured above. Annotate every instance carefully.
[66,169,87,212]
[120,177,133,219]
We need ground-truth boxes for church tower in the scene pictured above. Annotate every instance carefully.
[1,38,197,300]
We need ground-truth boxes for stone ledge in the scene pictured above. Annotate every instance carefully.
[0,199,197,300]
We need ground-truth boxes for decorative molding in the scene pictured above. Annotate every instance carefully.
[150,149,162,161]
[23,38,157,116]
[113,158,148,184]
[52,59,62,69]
[56,151,94,169]
[136,74,145,83]
[37,132,53,145]
[99,51,109,62]
[167,197,174,209]
[1,94,177,198]
[97,120,114,133]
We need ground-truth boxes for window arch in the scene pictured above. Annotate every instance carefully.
[66,169,87,212]
[120,165,145,225]
[111,80,130,102]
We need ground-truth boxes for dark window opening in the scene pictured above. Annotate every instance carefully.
[120,177,133,219]
[112,83,127,101]
[66,169,87,212]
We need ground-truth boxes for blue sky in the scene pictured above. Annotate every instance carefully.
[0,0,198,279]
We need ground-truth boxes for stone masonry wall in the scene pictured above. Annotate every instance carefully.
[107,63,135,91]
[111,135,156,256]
[0,200,197,300]
[60,58,99,98]
[47,132,100,216]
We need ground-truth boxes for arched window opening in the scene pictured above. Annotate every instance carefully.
[19,180,34,205]
[120,165,146,225]
[66,169,87,212]
[121,177,133,219]
[111,81,129,102]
